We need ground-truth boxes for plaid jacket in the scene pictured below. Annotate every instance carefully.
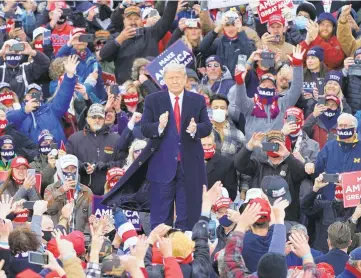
[213,120,245,158]
[224,231,318,277]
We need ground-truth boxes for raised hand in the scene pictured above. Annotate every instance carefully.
[130,112,142,125]
[281,121,298,136]
[247,132,265,150]
[0,195,12,220]
[288,44,306,62]
[202,181,223,212]
[305,162,315,175]
[157,235,173,258]
[272,198,289,224]
[313,173,329,192]
[64,55,79,78]
[235,202,262,232]
[148,223,172,245]
[33,200,48,216]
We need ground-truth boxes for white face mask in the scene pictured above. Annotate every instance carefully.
[212,109,226,123]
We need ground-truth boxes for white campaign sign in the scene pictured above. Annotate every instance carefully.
[207,0,249,10]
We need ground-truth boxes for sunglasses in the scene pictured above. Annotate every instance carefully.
[96,40,106,45]
[90,115,104,120]
[206,63,220,68]
[134,149,143,154]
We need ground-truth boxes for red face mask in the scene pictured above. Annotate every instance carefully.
[204,146,215,160]
[0,91,14,107]
[33,40,43,52]
[266,151,280,158]
[108,176,121,189]
[0,119,8,133]
[6,19,14,33]
[123,93,139,107]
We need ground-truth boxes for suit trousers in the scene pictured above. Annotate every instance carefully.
[150,161,188,230]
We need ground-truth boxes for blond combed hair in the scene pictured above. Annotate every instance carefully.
[169,231,195,258]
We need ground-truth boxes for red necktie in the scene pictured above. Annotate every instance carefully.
[174,96,181,133]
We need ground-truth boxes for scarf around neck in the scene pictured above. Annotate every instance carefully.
[251,93,280,119]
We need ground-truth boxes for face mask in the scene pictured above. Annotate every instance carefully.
[42,230,52,242]
[212,109,226,123]
[39,144,51,155]
[57,15,66,25]
[295,15,308,30]
[63,171,76,181]
[290,123,302,135]
[92,123,103,131]
[204,146,215,160]
[218,215,233,227]
[0,91,14,107]
[337,127,355,140]
[267,151,280,158]
[258,87,276,98]
[1,148,14,160]
[5,54,22,68]
[0,119,7,132]
[33,40,43,53]
[123,93,139,107]
[324,109,336,118]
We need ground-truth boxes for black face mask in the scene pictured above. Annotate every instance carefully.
[42,230,52,242]
[99,5,112,21]
[57,15,67,25]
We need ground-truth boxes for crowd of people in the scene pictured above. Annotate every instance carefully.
[1,0,361,277]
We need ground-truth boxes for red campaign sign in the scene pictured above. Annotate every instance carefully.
[102,72,116,86]
[342,171,361,208]
[257,0,294,24]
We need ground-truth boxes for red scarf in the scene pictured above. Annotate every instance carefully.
[256,67,268,79]
[251,94,280,119]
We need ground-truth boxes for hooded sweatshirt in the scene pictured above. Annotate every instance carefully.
[201,65,235,96]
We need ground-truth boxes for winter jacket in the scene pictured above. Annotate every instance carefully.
[0,51,50,100]
[100,0,178,84]
[0,178,40,201]
[200,66,235,96]
[145,215,212,278]
[337,16,361,57]
[44,181,93,233]
[300,35,346,70]
[344,73,361,114]
[211,224,236,261]
[29,155,56,197]
[228,64,303,142]
[234,145,307,222]
[301,191,355,254]
[66,124,126,195]
[315,248,349,276]
[3,123,39,162]
[303,113,338,149]
[7,74,76,144]
[315,139,361,200]
[286,248,323,267]
[298,64,329,118]
[285,25,307,45]
[199,30,255,77]
[56,45,106,101]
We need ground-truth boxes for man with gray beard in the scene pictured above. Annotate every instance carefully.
[66,103,125,195]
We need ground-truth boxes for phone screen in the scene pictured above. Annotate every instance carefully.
[43,30,51,45]
[28,252,49,266]
[262,142,280,152]
[317,78,325,95]
[27,169,35,177]
[237,55,247,72]
[23,201,36,209]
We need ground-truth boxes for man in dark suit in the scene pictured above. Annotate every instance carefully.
[202,134,238,201]
[141,63,212,230]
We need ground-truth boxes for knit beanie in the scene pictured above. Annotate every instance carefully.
[307,46,324,62]
[325,70,343,87]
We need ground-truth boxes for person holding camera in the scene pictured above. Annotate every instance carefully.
[199,10,255,77]
[6,55,77,145]
[0,39,50,100]
[306,113,361,201]
[55,28,106,101]
[100,1,178,84]
[342,47,361,114]
[234,130,307,223]
[44,154,93,233]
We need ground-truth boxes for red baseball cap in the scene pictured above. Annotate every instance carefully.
[268,13,285,26]
[248,198,271,223]
[16,269,42,278]
[71,27,86,37]
[325,95,340,106]
[212,197,232,212]
[47,231,85,258]
[10,156,30,169]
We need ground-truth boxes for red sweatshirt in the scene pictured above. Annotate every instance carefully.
[300,35,345,70]
[51,24,73,55]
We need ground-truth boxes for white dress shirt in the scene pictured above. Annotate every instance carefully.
[169,91,184,116]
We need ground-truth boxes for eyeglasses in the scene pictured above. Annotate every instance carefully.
[96,40,106,45]
[134,149,143,154]
[90,115,104,120]
[206,63,220,68]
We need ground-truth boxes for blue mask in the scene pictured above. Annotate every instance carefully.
[258,87,276,98]
[295,16,308,30]
[218,215,233,227]
[5,54,22,68]
[63,171,76,181]
[1,148,14,160]
[337,127,355,140]
[39,144,51,155]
